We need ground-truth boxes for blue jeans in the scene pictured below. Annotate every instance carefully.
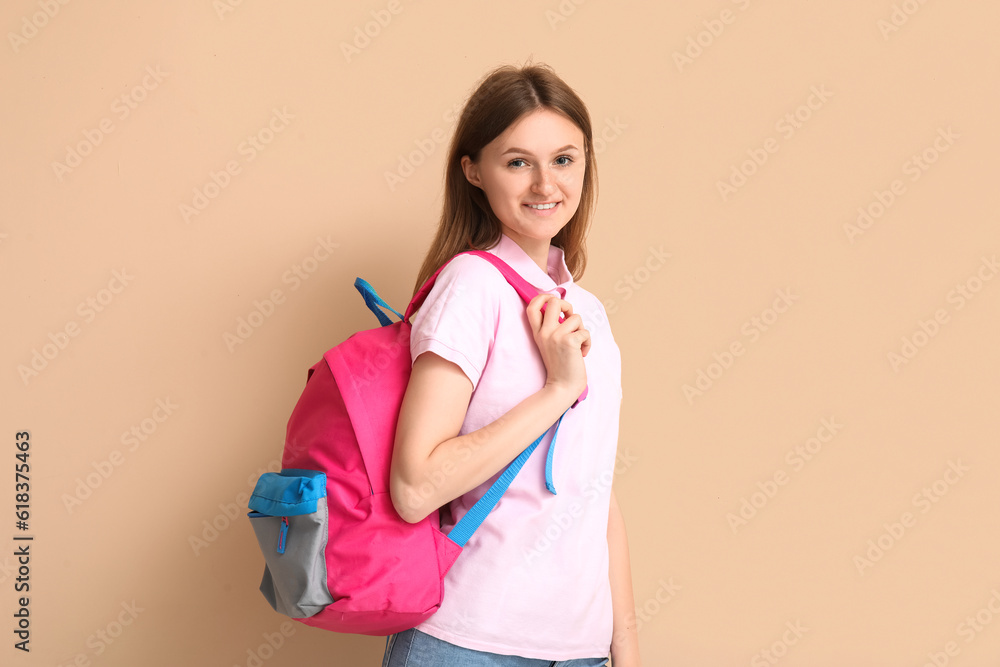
[382,628,610,667]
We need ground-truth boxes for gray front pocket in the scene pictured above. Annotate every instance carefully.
[247,469,335,618]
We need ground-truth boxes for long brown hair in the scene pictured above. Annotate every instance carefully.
[410,61,598,299]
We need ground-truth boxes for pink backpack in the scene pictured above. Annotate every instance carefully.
[247,250,587,635]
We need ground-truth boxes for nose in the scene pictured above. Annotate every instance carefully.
[531,166,557,196]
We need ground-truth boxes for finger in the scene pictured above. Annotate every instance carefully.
[561,312,583,331]
[527,293,551,312]
[555,302,570,325]
[532,293,557,311]
[526,295,543,328]
[541,296,564,329]
[527,294,554,327]
[552,298,575,323]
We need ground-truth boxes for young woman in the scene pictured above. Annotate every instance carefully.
[384,62,641,667]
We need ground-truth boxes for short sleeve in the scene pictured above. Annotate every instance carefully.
[409,254,502,392]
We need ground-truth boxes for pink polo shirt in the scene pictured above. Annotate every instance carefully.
[408,231,623,660]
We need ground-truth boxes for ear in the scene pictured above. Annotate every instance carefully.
[460,155,482,189]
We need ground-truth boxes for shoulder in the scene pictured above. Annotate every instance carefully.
[428,253,510,301]
[411,253,508,320]
[436,252,508,284]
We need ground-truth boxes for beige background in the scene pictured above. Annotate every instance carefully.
[2,0,998,665]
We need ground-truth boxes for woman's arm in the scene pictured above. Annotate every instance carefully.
[390,350,577,524]
[608,488,642,666]
[390,293,589,525]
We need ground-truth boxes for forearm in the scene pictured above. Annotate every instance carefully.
[396,383,575,523]
[608,489,642,666]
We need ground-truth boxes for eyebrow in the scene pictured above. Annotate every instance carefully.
[500,144,580,157]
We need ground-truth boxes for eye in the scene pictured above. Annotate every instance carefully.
[507,158,527,169]
[555,155,573,166]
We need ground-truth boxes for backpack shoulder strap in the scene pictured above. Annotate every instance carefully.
[403,250,538,323]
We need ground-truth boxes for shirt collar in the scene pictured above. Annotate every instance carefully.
[485,232,574,296]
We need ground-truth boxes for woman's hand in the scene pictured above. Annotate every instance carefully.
[525,294,590,400]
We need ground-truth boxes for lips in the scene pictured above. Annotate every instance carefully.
[525,201,560,210]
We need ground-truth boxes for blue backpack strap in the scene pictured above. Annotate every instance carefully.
[354,277,404,327]
[544,410,568,495]
[447,409,568,548]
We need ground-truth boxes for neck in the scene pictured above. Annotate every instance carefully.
[501,227,550,275]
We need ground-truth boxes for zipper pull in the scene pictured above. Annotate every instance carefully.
[277,516,289,554]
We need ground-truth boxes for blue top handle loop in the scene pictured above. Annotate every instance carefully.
[354,277,404,327]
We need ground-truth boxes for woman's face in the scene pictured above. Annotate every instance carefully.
[461,108,586,245]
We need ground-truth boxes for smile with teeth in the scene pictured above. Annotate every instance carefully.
[527,202,559,209]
